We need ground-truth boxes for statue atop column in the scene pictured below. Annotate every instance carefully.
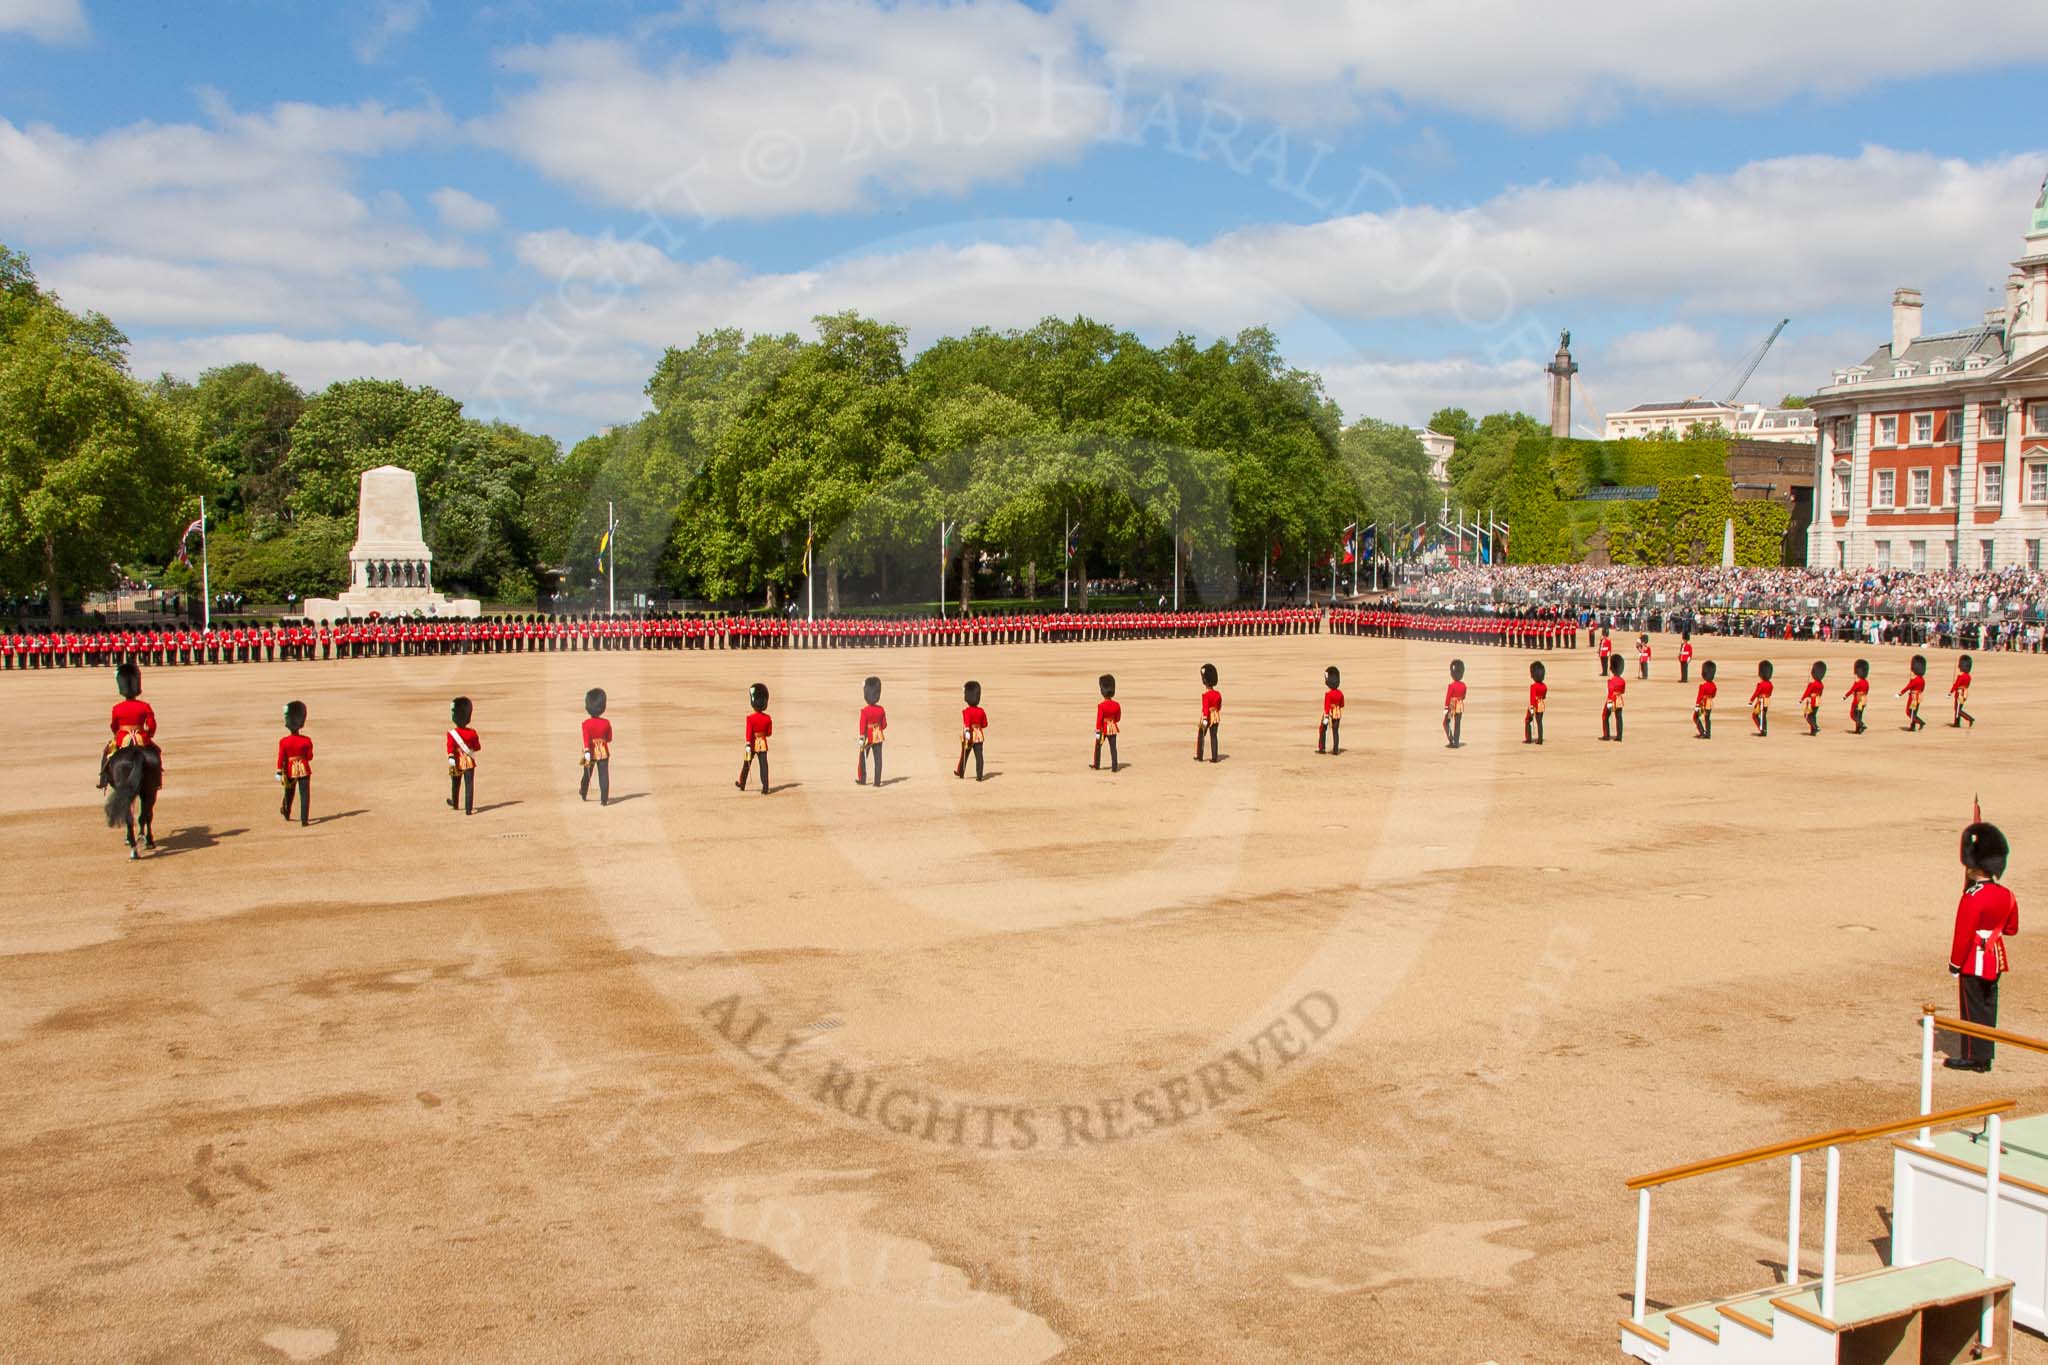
[1546,331,1579,438]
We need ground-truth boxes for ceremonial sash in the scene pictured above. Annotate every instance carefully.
[448,730,476,771]
[967,726,985,743]
[751,735,769,753]
[1973,927,2009,980]
[866,725,884,745]
[1102,719,1119,735]
[589,739,610,761]
[1327,705,1344,719]
[286,757,310,780]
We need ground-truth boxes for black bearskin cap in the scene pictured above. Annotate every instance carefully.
[1854,658,1869,679]
[115,661,141,698]
[1811,661,1827,681]
[862,676,881,705]
[1609,654,1625,676]
[451,696,473,727]
[1681,630,1691,642]
[1449,658,1465,681]
[1959,654,1974,673]
[1962,822,2009,878]
[585,687,607,718]
[1324,665,1340,689]
[1200,662,1218,688]
[1098,674,1116,699]
[1911,654,1927,677]
[1758,660,1773,681]
[1702,660,1717,682]
[749,683,769,712]
[284,700,307,731]
[1638,634,1649,644]
[1530,660,1545,683]
[963,680,981,707]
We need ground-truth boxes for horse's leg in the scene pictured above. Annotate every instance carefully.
[142,789,156,850]
[125,810,137,858]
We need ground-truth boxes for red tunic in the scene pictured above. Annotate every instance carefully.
[1443,680,1467,707]
[1749,680,1774,705]
[1323,687,1345,717]
[1200,688,1222,722]
[744,712,773,748]
[1950,881,2019,979]
[1605,676,1626,705]
[1800,680,1824,707]
[581,717,613,751]
[276,733,313,775]
[1527,681,1547,710]
[111,699,157,743]
[1949,671,1972,696]
[1095,698,1122,734]
[961,704,989,737]
[1694,680,1717,708]
[446,726,482,758]
[858,703,887,744]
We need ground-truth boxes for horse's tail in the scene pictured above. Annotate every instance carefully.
[103,751,143,827]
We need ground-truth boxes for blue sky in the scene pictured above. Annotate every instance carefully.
[3,0,2046,444]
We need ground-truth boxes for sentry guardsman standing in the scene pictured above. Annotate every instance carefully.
[1692,660,1717,739]
[1950,654,1975,729]
[277,700,312,825]
[1601,654,1626,742]
[1196,663,1221,763]
[856,676,886,786]
[1901,654,1928,731]
[1846,658,1871,733]
[1092,674,1121,772]
[446,696,481,815]
[737,683,772,793]
[956,680,987,780]
[1947,816,2018,1072]
[1677,631,1693,684]
[1319,666,1344,754]
[1800,661,1826,736]
[1523,660,1545,745]
[1443,659,1467,749]
[1636,633,1651,681]
[580,687,612,805]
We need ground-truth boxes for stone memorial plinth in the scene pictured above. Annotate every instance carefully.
[301,465,480,621]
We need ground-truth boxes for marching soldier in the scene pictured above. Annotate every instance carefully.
[446,696,481,815]
[1677,631,1693,684]
[580,688,612,805]
[1523,660,1546,745]
[1092,675,1121,772]
[1636,633,1652,681]
[1947,819,2018,1072]
[956,681,988,780]
[1901,654,1929,731]
[856,677,887,786]
[1846,658,1871,733]
[1319,666,1344,755]
[1601,653,1627,742]
[1692,661,1718,739]
[736,684,773,793]
[1749,661,1774,737]
[1443,659,1467,749]
[1801,662,1826,736]
[1196,663,1221,763]
[1950,654,1975,729]
[277,700,313,825]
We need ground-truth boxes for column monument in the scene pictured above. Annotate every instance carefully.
[301,465,481,622]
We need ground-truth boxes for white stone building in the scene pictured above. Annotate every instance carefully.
[1806,180,2048,572]
[1603,399,1816,442]
[1414,428,1455,485]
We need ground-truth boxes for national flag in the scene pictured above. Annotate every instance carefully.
[1360,524,1377,562]
[597,525,611,570]
[1479,536,1492,566]
[176,515,205,566]
[1410,521,1426,556]
[804,525,814,576]
[1340,523,1357,565]
[1066,524,1080,560]
[1270,540,1283,564]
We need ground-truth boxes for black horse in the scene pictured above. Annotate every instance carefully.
[103,745,161,857]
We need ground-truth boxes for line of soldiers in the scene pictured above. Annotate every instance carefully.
[2,608,1330,670]
[1328,605,1579,648]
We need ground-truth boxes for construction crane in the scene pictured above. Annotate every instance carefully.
[1724,318,1789,404]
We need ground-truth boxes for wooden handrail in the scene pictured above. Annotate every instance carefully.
[1627,1129,1859,1190]
[1626,1099,2017,1191]
[1852,1097,2015,1143]
[1921,1006,2048,1056]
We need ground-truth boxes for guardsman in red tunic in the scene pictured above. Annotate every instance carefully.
[102,661,160,788]
[1846,658,1871,733]
[277,700,313,825]
[956,680,989,780]
[1947,821,2018,1071]
[1900,654,1928,731]
[580,687,613,805]
[856,676,887,786]
[1748,660,1774,737]
[1949,654,1975,729]
[1800,661,1826,736]
[1692,660,1718,739]
[1601,653,1627,741]
[1319,666,1344,755]
[446,696,481,815]
[1196,662,1222,763]
[1636,634,1652,681]
[1092,674,1121,772]
[1597,627,1613,678]
[737,683,773,793]
[1524,660,1546,745]
[1443,659,1467,748]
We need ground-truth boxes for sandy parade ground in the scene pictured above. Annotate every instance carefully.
[2,631,2045,1363]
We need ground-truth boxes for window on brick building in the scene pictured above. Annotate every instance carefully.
[1877,416,1898,445]
[1943,466,1957,507]
[1913,413,1933,444]
[1983,463,2004,504]
[1984,405,2006,438]
[1875,541,1892,570]
[1910,540,1927,572]
[1981,540,1996,570]
[2032,402,2048,435]
[1909,468,1930,506]
[2029,462,2048,504]
[1875,469,1895,507]
[2030,540,2042,571]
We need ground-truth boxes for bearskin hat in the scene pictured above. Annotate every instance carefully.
[1449,658,1465,681]
[1854,658,1870,679]
[1911,654,1927,677]
[585,687,607,718]
[115,661,141,699]
[1324,665,1340,689]
[1530,660,1545,683]
[749,683,769,712]
[1702,660,1717,683]
[862,676,881,705]
[1099,674,1116,699]
[1609,654,1625,676]
[284,700,307,731]
[1962,822,2009,879]
[1200,662,1218,688]
[1959,654,1974,673]
[963,680,982,707]
[451,696,473,727]
[1758,660,1774,681]
[1810,661,1827,681]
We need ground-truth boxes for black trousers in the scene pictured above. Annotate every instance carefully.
[1960,974,2000,1066]
[281,775,309,824]
[449,767,474,813]
[858,743,884,784]
[956,740,984,779]
[580,758,610,802]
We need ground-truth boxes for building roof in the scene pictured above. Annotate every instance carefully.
[1854,326,2007,373]
[1621,399,1736,414]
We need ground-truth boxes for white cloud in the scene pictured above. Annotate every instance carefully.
[39,254,419,331]
[475,0,1113,218]
[429,187,501,233]
[356,0,428,63]
[0,0,85,43]
[1061,0,2048,126]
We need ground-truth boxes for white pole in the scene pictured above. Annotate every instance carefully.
[940,520,951,618]
[1787,1153,1802,1284]
[198,495,211,633]
[1352,527,1360,598]
[1821,1145,1841,1320]
[606,501,616,615]
[1919,1012,1935,1146]
[1632,1188,1650,1323]
[1063,509,1070,612]
[1172,507,1180,613]
[1984,1111,2003,1346]
[806,518,814,623]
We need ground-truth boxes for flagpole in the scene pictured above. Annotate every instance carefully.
[606,501,616,615]
[1063,508,1070,611]
[198,495,211,632]
[940,519,953,618]
[805,518,814,622]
